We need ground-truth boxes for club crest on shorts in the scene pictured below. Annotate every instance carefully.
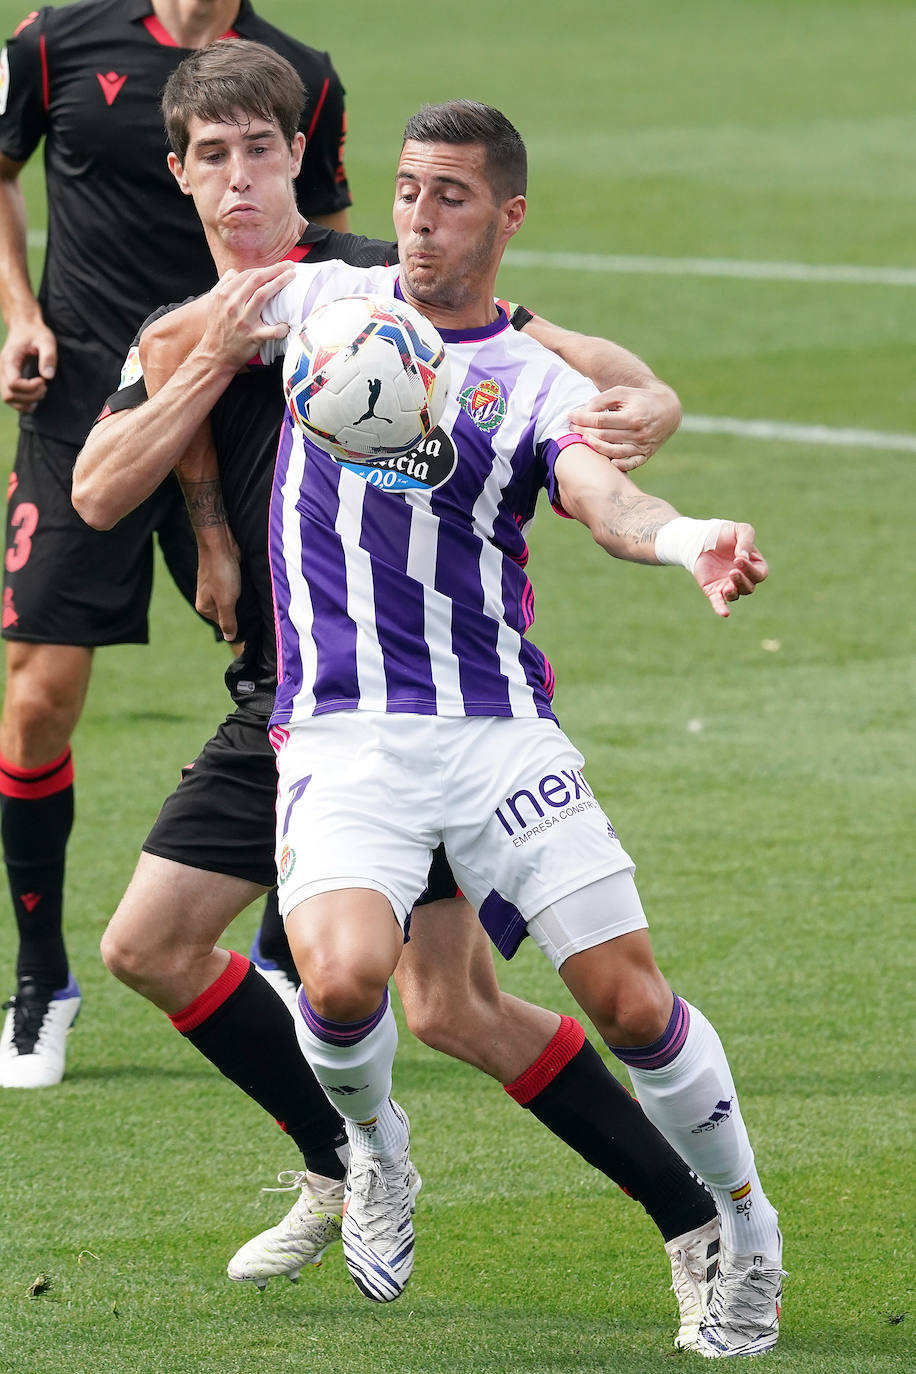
[278,842,296,884]
[458,377,506,433]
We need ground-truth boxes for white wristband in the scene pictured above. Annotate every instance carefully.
[654,517,724,572]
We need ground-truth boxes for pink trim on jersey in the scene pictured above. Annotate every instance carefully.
[13,13,40,39]
[305,77,330,141]
[141,15,240,45]
[268,725,289,753]
[169,951,249,1033]
[549,433,586,521]
[556,432,587,450]
[39,32,48,111]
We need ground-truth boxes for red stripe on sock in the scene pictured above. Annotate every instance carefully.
[169,952,249,1033]
[0,747,74,799]
[504,1014,586,1106]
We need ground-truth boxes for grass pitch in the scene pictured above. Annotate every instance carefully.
[0,1,913,1370]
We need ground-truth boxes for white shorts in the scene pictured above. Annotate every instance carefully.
[273,713,641,948]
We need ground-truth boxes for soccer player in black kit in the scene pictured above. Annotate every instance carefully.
[72,41,741,1354]
[0,0,350,1088]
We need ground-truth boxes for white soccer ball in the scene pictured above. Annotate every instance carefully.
[282,293,451,463]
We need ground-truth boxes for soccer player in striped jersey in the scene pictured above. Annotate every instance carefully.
[206,100,782,1353]
[74,42,727,1352]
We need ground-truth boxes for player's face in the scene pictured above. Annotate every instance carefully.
[169,112,305,259]
[394,140,525,317]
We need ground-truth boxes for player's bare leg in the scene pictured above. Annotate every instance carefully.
[0,642,92,1087]
[395,895,559,1079]
[101,852,265,1012]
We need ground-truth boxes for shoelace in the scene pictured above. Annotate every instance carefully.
[670,1247,704,1317]
[705,1262,782,1339]
[260,1169,344,1220]
[347,1156,409,1244]
[262,1170,309,1194]
[6,991,53,1052]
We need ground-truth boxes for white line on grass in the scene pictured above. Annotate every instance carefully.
[27,230,916,286]
[22,232,915,451]
[504,249,916,288]
[682,415,916,453]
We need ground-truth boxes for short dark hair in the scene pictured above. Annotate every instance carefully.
[402,100,527,201]
[162,39,305,162]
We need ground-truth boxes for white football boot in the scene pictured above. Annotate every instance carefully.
[0,974,81,1088]
[341,1103,416,1302]
[694,1229,784,1357]
[665,1215,720,1350]
[227,1170,345,1288]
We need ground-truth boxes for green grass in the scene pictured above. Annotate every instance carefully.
[0,1,914,1370]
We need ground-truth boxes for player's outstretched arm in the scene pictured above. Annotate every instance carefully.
[520,313,681,470]
[0,154,57,412]
[554,441,768,617]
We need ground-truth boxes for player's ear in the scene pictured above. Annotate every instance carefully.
[504,194,526,240]
[168,151,192,196]
[290,132,306,179]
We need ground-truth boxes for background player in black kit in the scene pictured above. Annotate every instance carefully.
[0,0,351,1088]
[73,41,719,1352]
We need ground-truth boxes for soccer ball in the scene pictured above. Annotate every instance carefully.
[282,293,451,463]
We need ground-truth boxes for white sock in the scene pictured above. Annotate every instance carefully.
[622,1000,780,1257]
[294,990,398,1130]
[347,1096,408,1160]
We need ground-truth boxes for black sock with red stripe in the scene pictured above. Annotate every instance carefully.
[0,747,74,990]
[170,953,347,1180]
[505,1015,716,1242]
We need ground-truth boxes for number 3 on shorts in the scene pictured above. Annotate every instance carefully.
[5,501,39,573]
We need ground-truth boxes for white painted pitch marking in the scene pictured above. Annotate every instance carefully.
[681,415,916,453]
[504,249,916,288]
[22,232,915,451]
[26,231,916,286]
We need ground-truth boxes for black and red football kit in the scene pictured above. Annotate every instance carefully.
[101,225,401,885]
[0,0,351,644]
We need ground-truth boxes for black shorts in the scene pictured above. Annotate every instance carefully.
[143,705,460,900]
[144,707,280,887]
[3,429,202,645]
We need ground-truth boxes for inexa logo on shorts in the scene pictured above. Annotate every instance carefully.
[342,427,457,492]
[494,768,604,845]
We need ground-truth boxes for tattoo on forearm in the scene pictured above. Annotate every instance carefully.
[181,479,228,528]
[595,491,678,560]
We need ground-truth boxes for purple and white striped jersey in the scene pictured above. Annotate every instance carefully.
[260,262,598,725]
